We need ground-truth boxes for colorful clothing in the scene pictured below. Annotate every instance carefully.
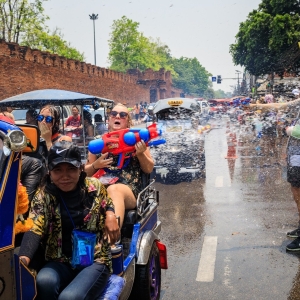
[264,94,274,103]
[106,154,143,199]
[65,115,81,136]
[287,119,300,187]
[28,177,114,272]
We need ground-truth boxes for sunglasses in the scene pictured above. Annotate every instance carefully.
[110,111,128,118]
[37,115,54,123]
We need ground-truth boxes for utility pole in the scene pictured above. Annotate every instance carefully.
[235,70,241,95]
[89,13,98,65]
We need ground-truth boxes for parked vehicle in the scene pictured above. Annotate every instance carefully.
[12,109,37,124]
[208,99,232,116]
[0,89,167,300]
[194,98,210,116]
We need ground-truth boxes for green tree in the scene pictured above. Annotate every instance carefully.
[0,0,84,61]
[214,89,228,98]
[108,16,174,73]
[108,16,145,71]
[203,87,215,99]
[108,16,212,96]
[23,28,85,61]
[147,38,175,73]
[171,57,211,96]
[230,0,300,76]
[0,0,47,43]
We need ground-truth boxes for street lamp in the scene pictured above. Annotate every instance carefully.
[89,13,98,65]
[235,70,241,95]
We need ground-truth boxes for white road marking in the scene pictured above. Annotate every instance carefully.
[215,176,223,187]
[196,236,218,282]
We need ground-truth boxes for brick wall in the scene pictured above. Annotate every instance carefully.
[0,40,183,107]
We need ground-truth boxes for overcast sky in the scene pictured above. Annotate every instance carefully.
[43,0,262,93]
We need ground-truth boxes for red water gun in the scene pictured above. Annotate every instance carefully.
[88,123,165,176]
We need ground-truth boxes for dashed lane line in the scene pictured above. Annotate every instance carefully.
[215,176,223,187]
[196,236,218,282]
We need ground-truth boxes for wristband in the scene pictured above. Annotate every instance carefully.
[106,207,115,213]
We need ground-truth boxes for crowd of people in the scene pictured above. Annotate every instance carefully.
[252,86,299,104]
[224,94,300,252]
[129,101,149,122]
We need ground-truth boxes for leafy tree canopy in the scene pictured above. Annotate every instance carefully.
[203,87,215,100]
[0,0,47,43]
[22,28,85,61]
[171,57,212,96]
[230,0,300,76]
[109,16,211,96]
[0,0,84,60]
[214,89,229,99]
[108,16,174,73]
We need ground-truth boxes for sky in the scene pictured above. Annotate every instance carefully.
[43,0,262,93]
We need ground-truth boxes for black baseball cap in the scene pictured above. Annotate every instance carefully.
[48,141,81,171]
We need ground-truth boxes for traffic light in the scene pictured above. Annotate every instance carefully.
[217,75,222,84]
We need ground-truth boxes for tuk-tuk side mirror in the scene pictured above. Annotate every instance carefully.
[18,124,40,154]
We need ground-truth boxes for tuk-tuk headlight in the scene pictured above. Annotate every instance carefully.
[6,130,27,151]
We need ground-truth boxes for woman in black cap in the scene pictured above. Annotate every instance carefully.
[19,141,119,300]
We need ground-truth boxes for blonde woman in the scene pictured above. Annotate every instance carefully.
[85,103,154,228]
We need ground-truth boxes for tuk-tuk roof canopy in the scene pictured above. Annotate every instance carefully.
[0,89,115,108]
[152,98,200,114]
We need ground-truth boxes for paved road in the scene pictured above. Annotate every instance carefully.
[155,119,300,300]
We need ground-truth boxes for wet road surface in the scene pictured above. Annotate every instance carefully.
[155,118,300,300]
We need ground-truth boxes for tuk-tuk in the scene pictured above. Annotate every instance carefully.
[0,89,167,299]
[0,89,114,161]
[148,97,206,183]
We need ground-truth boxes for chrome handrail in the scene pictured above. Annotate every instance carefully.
[136,178,156,216]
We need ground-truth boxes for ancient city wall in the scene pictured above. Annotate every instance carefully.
[0,40,180,107]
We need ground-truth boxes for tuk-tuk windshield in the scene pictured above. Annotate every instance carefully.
[157,107,198,121]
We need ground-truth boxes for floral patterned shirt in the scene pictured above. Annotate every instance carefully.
[108,154,143,198]
[28,177,114,272]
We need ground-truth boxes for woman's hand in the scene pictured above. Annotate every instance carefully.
[19,256,30,267]
[105,212,120,245]
[92,153,113,170]
[135,142,154,173]
[135,140,147,156]
[39,122,52,148]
